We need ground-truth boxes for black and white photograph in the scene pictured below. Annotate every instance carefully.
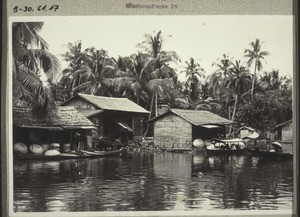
[6,11,296,216]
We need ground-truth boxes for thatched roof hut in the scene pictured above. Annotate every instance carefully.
[13,106,95,130]
[148,109,232,150]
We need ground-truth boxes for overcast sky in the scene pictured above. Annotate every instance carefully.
[33,15,294,80]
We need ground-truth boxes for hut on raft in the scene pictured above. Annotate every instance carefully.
[148,109,233,150]
[61,93,149,143]
[13,106,96,150]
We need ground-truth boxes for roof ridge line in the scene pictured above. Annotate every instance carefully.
[170,109,199,126]
[79,93,128,100]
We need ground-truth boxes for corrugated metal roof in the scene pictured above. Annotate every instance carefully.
[149,109,232,126]
[13,106,95,129]
[76,93,149,114]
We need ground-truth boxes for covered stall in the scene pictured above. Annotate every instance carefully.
[13,106,96,152]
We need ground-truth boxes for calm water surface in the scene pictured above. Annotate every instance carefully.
[14,151,293,212]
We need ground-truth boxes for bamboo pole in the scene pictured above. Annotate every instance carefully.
[155,93,158,117]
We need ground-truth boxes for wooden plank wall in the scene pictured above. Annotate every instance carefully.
[154,114,192,149]
[282,122,293,142]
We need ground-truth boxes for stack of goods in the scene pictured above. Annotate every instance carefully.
[13,142,61,156]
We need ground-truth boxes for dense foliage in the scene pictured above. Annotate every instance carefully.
[13,24,292,134]
[12,22,61,117]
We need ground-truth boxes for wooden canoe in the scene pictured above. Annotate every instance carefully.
[81,148,124,157]
[159,147,192,153]
[247,149,293,160]
[14,148,123,161]
[205,149,246,155]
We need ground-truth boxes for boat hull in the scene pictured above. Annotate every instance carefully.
[160,147,192,153]
[205,149,246,155]
[14,148,123,161]
[81,149,123,157]
[247,149,293,160]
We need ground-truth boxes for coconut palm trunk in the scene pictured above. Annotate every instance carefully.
[250,60,257,100]
[155,93,158,116]
[231,94,238,122]
[228,96,237,137]
[144,94,155,137]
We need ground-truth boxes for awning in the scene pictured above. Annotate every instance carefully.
[201,125,220,129]
[17,125,64,130]
[114,120,133,132]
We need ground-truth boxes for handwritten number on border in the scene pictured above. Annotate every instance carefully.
[13,5,59,13]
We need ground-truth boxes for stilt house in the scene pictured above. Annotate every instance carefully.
[148,109,232,150]
[61,93,149,142]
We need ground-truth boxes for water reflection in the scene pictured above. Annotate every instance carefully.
[14,151,293,212]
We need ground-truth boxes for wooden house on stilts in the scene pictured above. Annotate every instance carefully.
[61,93,149,143]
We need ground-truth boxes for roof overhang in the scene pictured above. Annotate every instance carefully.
[16,125,96,130]
[200,124,221,128]
[16,125,64,130]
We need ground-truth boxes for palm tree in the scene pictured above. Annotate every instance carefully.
[195,97,222,115]
[13,22,61,117]
[62,44,115,96]
[258,70,293,124]
[209,54,233,119]
[137,30,179,117]
[244,39,269,100]
[181,58,205,103]
[61,41,85,71]
[226,60,251,122]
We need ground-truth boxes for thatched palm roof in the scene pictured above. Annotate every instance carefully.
[148,109,232,126]
[13,106,95,130]
[61,93,149,114]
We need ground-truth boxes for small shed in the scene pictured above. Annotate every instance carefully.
[61,93,149,141]
[274,120,293,142]
[13,106,96,148]
[148,109,232,150]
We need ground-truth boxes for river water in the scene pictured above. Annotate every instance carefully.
[13,151,293,212]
